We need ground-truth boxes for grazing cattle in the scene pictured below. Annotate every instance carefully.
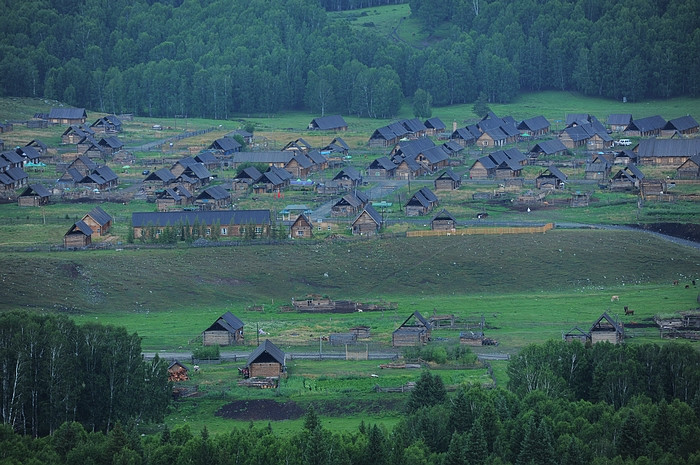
[624,306,634,316]
[686,285,690,288]
[611,295,619,302]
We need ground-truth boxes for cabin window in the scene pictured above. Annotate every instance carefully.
[297,230,305,236]
[156,229,162,235]
[220,227,227,235]
[255,227,262,235]
[317,226,322,230]
[327,225,332,231]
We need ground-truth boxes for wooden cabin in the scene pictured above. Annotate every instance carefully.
[676,155,700,179]
[82,206,112,236]
[590,312,624,344]
[460,331,484,346]
[17,184,51,207]
[245,339,285,378]
[290,214,313,238]
[434,169,461,190]
[431,209,457,231]
[352,204,382,236]
[405,187,438,216]
[64,220,92,248]
[202,311,244,346]
[563,326,590,344]
[535,165,567,189]
[349,326,371,339]
[392,311,432,347]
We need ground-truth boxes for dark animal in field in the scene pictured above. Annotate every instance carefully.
[686,285,690,288]
[674,280,679,285]
[693,280,696,286]
[624,306,634,316]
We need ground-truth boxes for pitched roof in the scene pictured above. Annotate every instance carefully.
[530,139,568,155]
[353,204,382,226]
[48,108,87,120]
[246,339,285,367]
[305,149,327,165]
[93,165,118,182]
[663,115,699,132]
[607,114,632,125]
[234,166,262,181]
[197,185,229,201]
[310,115,348,130]
[517,115,550,132]
[205,311,244,333]
[20,183,51,197]
[231,152,294,165]
[131,210,271,228]
[98,136,123,148]
[637,138,700,158]
[541,165,567,182]
[431,208,456,223]
[626,115,666,132]
[67,220,93,237]
[422,145,450,164]
[146,167,177,182]
[6,167,28,181]
[333,166,361,181]
[326,137,349,151]
[195,151,219,164]
[452,127,478,142]
[399,311,431,329]
[400,118,428,134]
[208,137,241,152]
[590,312,624,335]
[424,117,446,130]
[437,168,461,182]
[86,206,112,226]
[368,156,397,171]
[563,125,591,142]
[442,141,464,153]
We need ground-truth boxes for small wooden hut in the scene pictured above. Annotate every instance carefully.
[167,361,189,382]
[563,326,590,343]
[349,325,371,339]
[202,312,244,346]
[392,311,432,347]
[64,220,93,248]
[245,339,286,378]
[590,312,624,344]
[17,184,51,207]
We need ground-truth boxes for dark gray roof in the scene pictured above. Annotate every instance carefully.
[637,138,700,158]
[94,165,118,182]
[541,165,567,182]
[16,146,41,161]
[232,152,293,165]
[442,141,464,153]
[49,108,87,120]
[132,210,270,228]
[563,125,591,142]
[566,113,591,126]
[437,169,461,182]
[518,116,550,132]
[86,206,112,226]
[431,208,456,223]
[98,136,123,149]
[398,311,431,329]
[209,137,241,152]
[422,145,450,164]
[310,115,347,130]
[68,220,93,237]
[235,166,263,181]
[627,115,666,132]
[590,312,624,335]
[195,151,220,164]
[184,163,212,180]
[333,166,361,181]
[336,191,367,209]
[20,183,51,197]
[400,118,428,134]
[424,117,446,130]
[1,150,24,164]
[663,115,698,132]
[6,167,28,181]
[197,185,229,201]
[530,139,568,155]
[246,339,285,367]
[353,203,382,226]
[306,150,327,165]
[369,156,397,171]
[146,167,176,182]
[206,311,244,333]
[607,114,632,125]
[69,155,98,171]
[325,137,349,151]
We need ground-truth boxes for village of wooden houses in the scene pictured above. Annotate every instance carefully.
[2,105,700,408]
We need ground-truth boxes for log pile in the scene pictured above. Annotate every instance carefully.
[168,365,189,382]
[238,378,277,389]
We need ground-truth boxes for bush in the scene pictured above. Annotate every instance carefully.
[192,345,220,360]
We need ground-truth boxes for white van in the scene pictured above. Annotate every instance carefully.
[617,139,631,146]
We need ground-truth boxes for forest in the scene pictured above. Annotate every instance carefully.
[2,311,700,465]
[0,0,698,119]
[0,312,171,438]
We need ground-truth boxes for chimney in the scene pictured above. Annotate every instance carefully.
[453,120,457,132]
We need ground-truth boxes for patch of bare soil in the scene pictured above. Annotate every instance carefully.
[215,399,305,421]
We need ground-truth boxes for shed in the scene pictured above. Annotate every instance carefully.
[662,115,699,136]
[202,311,244,346]
[607,114,632,132]
[246,339,285,378]
[18,184,51,207]
[535,165,567,189]
[405,187,438,216]
[460,331,484,346]
[563,326,590,343]
[329,333,358,346]
[64,220,92,248]
[392,311,432,347]
[308,115,348,131]
[590,312,624,344]
[167,361,189,382]
[676,154,700,179]
[349,326,371,339]
[434,169,461,190]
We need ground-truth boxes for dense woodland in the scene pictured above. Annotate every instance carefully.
[0,312,170,438]
[0,0,698,119]
[2,323,700,464]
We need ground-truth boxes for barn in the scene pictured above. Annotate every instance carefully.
[245,339,286,378]
[202,312,244,346]
[590,312,624,344]
[17,184,51,207]
[392,311,432,347]
[431,209,457,231]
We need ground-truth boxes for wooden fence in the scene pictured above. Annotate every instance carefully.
[406,223,554,238]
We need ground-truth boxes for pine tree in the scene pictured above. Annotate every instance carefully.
[465,417,488,465]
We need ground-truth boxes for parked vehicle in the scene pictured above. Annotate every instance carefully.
[617,139,631,146]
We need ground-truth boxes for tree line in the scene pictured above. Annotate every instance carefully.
[0,311,170,437]
[0,0,697,119]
